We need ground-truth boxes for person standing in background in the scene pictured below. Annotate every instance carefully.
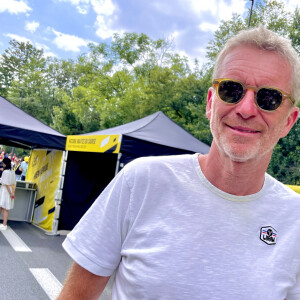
[0,157,16,230]
[14,158,22,181]
[19,156,29,181]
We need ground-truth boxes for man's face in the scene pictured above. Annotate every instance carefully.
[207,45,299,163]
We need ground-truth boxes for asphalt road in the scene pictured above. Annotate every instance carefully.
[0,221,114,300]
[0,221,72,300]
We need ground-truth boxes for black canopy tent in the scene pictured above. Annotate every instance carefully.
[0,95,66,149]
[82,110,210,165]
[0,95,66,230]
[59,111,210,230]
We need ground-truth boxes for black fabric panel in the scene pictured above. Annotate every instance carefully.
[59,151,117,230]
[0,124,66,150]
[119,135,194,168]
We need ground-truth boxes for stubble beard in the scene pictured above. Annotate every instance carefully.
[210,109,281,163]
[214,132,263,162]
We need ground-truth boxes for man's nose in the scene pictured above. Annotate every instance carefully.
[235,89,259,119]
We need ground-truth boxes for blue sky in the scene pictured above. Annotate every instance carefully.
[0,0,298,67]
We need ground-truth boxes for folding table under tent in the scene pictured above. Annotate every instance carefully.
[59,111,210,230]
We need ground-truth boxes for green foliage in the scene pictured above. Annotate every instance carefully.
[52,106,84,135]
[206,0,297,66]
[3,146,30,158]
[268,120,300,184]
[0,40,62,125]
[0,0,299,184]
[206,14,246,67]
[290,8,300,55]
[248,0,293,35]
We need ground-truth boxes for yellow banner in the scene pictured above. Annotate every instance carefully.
[66,134,121,153]
[26,149,63,231]
[287,185,300,194]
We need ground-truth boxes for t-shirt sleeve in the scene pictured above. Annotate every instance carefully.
[62,167,132,276]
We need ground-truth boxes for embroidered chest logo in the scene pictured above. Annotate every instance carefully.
[260,226,277,245]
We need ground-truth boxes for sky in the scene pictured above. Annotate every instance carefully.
[0,0,298,67]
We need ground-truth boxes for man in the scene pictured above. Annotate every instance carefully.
[58,26,300,299]
[19,156,29,181]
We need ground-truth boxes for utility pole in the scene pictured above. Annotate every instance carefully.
[248,0,255,29]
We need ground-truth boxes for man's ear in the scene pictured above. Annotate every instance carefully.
[206,87,214,120]
[280,107,299,138]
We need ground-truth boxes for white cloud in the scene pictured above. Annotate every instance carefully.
[198,22,219,33]
[35,42,50,51]
[58,0,88,4]
[57,0,90,14]
[192,46,209,66]
[77,6,89,14]
[186,0,247,33]
[44,51,58,58]
[0,0,31,14]
[187,0,247,19]
[51,28,91,52]
[56,0,120,40]
[4,33,31,44]
[91,0,120,39]
[35,42,57,58]
[91,0,116,15]
[25,21,40,33]
[94,15,119,39]
[150,1,173,15]
[284,0,299,12]
[217,0,247,20]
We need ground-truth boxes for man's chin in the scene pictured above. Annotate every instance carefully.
[223,147,258,163]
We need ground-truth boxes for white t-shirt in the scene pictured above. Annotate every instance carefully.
[63,154,300,300]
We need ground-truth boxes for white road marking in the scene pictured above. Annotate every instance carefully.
[30,268,62,300]
[1,226,32,252]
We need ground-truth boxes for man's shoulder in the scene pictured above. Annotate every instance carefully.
[265,173,300,201]
[121,154,196,182]
[124,154,195,171]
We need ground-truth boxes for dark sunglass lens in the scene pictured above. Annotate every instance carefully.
[218,81,243,103]
[257,88,282,111]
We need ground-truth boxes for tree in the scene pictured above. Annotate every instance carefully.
[0,40,57,124]
[0,40,46,95]
[290,7,300,55]
[206,14,246,68]
[206,0,297,67]
[52,33,206,134]
[268,121,300,184]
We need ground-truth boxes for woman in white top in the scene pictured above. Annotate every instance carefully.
[0,157,16,230]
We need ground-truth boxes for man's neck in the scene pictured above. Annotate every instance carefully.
[198,144,271,196]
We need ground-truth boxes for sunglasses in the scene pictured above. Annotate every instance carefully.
[213,78,295,111]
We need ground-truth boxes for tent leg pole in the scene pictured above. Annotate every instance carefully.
[115,152,122,176]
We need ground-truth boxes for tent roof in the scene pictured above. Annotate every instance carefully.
[0,95,66,150]
[84,111,210,154]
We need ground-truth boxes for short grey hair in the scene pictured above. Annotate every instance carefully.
[213,25,300,106]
